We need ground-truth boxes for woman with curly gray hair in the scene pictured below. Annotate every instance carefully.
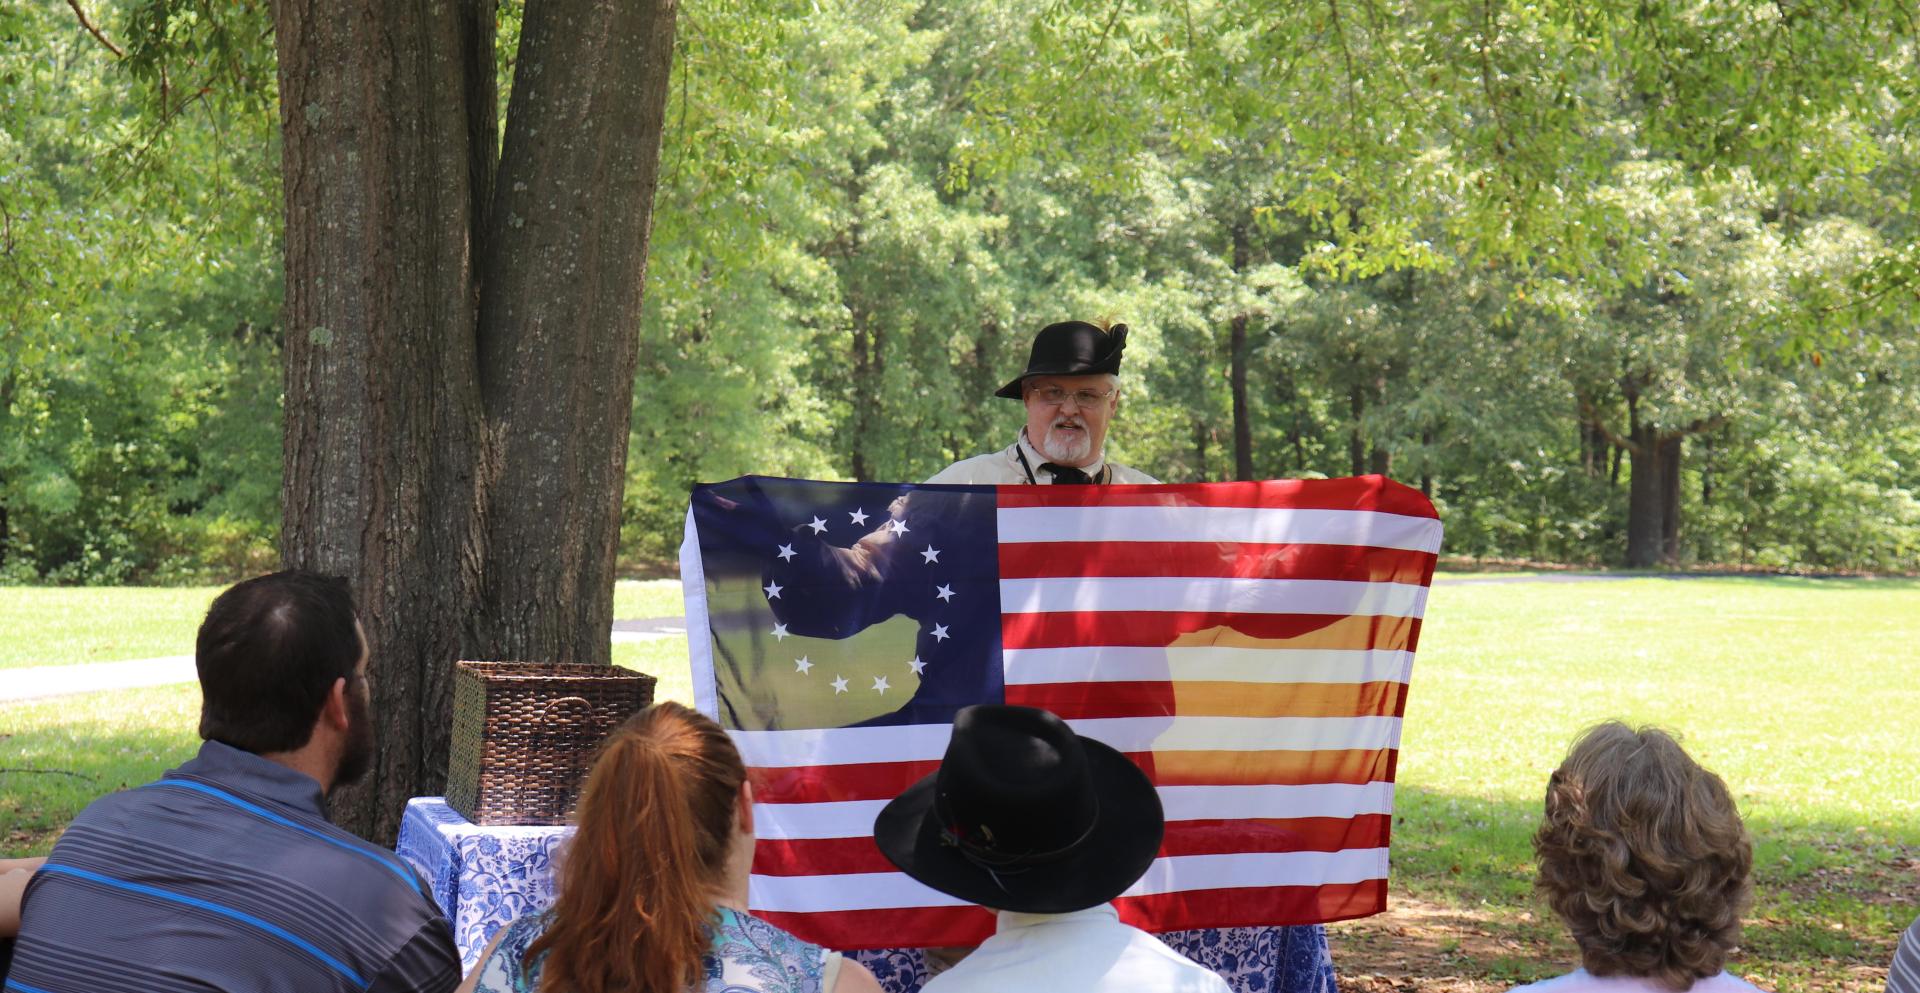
[1513,722,1759,993]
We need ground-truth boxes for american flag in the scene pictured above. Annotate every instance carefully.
[680,474,1441,950]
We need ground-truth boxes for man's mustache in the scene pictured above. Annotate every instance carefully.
[1050,417,1086,431]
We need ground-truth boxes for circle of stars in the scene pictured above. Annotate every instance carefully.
[759,496,963,697]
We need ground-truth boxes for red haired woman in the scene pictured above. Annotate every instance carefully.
[457,702,883,993]
[1517,722,1758,993]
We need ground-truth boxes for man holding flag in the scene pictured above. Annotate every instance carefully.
[681,319,1442,992]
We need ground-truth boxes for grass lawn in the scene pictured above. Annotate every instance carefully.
[3,575,1916,993]
[0,581,683,672]
[0,586,222,668]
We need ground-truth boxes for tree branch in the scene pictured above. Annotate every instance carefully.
[65,0,125,58]
[1577,393,1642,456]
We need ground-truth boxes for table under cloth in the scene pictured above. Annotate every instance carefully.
[394,797,1339,992]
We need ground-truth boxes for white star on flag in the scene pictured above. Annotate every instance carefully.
[920,546,941,564]
[771,623,789,641]
[935,584,955,602]
[908,656,927,675]
[776,543,797,562]
[871,675,891,693]
[886,518,910,536]
[831,675,849,694]
[930,623,950,642]
[794,655,813,674]
[848,508,869,525]
[764,580,784,599]
[807,516,828,534]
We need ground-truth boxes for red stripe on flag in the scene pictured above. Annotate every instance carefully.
[998,541,1437,584]
[750,760,943,805]
[751,748,1398,804]
[1006,679,1410,720]
[995,476,1438,517]
[1002,610,1421,652]
[754,905,998,952]
[752,816,1395,877]
[1116,878,1389,932]
[755,880,1387,950]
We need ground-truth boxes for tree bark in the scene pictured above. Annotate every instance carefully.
[1660,433,1683,562]
[1624,423,1666,568]
[274,0,679,841]
[849,307,880,482]
[1229,224,1253,481]
[1347,381,1366,477]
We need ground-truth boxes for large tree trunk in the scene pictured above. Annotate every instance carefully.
[1347,382,1366,477]
[1660,434,1683,562]
[1625,425,1675,568]
[1229,224,1253,482]
[274,0,679,841]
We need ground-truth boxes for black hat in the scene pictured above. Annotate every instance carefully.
[872,704,1164,914]
[995,321,1129,399]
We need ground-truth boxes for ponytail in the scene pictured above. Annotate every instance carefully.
[526,702,746,993]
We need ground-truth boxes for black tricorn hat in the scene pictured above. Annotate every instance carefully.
[994,321,1129,399]
[872,704,1164,914]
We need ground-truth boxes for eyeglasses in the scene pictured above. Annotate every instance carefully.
[1029,386,1115,408]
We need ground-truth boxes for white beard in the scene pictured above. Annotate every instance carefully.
[1037,421,1094,464]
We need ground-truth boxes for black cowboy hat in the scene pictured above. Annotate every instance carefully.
[994,321,1129,399]
[872,704,1164,914]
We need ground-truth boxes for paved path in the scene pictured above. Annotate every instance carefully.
[2,617,693,704]
[2,655,199,703]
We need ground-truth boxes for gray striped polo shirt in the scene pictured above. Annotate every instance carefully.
[7,741,459,993]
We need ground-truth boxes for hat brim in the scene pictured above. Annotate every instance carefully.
[872,735,1164,914]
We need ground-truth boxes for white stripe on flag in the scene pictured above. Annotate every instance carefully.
[754,781,1396,840]
[1069,715,1402,755]
[747,849,1392,913]
[731,715,1403,768]
[996,505,1443,553]
[1002,647,1416,686]
[998,577,1429,618]
[1119,848,1391,898]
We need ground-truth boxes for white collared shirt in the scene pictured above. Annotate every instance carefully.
[925,435,1158,485]
[921,904,1231,993]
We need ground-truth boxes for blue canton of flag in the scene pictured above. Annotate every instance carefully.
[685,476,1006,732]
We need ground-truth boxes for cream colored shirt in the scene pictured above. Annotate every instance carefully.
[921,904,1230,993]
[924,433,1158,485]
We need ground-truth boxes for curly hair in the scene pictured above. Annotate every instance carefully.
[1532,722,1753,992]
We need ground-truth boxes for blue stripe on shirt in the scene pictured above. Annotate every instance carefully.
[7,980,61,993]
[37,864,371,990]
[151,778,422,896]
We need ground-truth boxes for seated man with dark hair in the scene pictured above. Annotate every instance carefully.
[8,570,460,993]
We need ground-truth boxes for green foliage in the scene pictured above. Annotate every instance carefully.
[6,0,1917,578]
[0,0,281,584]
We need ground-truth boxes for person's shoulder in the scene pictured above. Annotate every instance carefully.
[1505,969,1683,993]
[1106,462,1158,484]
[1692,972,1767,993]
[924,447,1015,485]
[1122,928,1231,991]
[714,908,831,967]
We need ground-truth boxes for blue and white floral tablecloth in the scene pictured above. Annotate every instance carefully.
[395,798,571,972]
[395,797,1338,992]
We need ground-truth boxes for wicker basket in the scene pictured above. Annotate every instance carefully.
[444,661,657,825]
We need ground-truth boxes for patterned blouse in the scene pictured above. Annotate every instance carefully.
[470,906,841,993]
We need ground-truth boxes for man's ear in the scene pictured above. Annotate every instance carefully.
[736,779,755,837]
[320,676,352,733]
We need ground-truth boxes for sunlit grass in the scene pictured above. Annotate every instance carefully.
[0,586,220,668]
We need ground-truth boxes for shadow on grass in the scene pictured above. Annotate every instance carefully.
[1381,784,1917,990]
[0,691,200,857]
